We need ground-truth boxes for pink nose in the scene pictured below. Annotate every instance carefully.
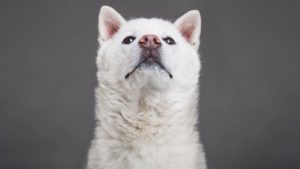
[138,34,161,49]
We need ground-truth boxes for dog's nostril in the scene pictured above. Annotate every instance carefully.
[139,37,147,44]
[153,36,161,44]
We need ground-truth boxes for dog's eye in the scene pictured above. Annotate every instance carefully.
[122,36,136,44]
[163,37,176,45]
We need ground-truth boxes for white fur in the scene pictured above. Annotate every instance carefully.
[87,6,207,169]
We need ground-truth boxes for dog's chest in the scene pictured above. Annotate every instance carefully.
[110,139,196,169]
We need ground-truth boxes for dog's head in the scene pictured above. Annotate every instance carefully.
[97,6,201,90]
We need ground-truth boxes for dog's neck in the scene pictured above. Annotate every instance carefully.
[96,78,199,142]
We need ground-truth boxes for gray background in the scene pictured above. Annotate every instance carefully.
[0,0,299,169]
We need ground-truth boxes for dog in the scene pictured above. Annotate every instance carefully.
[86,5,207,169]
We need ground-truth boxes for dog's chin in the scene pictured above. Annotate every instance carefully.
[144,69,172,90]
[126,64,172,90]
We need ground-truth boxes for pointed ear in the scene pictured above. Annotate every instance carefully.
[174,10,201,50]
[98,6,126,44]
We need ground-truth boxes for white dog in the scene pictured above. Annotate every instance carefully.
[87,6,207,169]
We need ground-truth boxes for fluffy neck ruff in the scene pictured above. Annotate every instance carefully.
[95,75,200,144]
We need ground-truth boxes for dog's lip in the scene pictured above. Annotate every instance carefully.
[142,57,156,64]
[124,59,173,79]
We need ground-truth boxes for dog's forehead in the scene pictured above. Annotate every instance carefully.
[120,18,178,36]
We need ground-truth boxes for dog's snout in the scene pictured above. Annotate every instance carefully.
[139,34,161,49]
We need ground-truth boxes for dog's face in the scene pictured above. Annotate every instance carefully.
[97,6,201,90]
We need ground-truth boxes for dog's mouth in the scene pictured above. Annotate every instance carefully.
[125,57,173,79]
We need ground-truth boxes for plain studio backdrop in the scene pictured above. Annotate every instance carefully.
[0,0,299,169]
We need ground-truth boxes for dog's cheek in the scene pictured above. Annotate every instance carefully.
[161,47,175,71]
[120,47,138,70]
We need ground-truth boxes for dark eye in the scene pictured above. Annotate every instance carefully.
[163,37,176,45]
[122,36,136,44]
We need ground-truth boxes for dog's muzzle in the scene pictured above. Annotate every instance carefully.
[124,34,173,79]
